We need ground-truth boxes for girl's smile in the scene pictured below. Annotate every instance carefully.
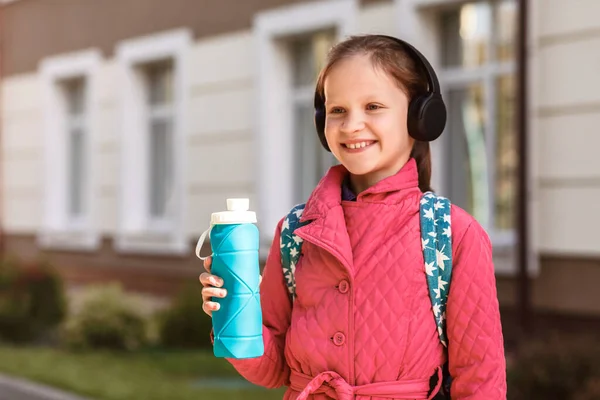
[341,139,378,152]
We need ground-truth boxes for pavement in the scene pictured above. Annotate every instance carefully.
[0,374,93,400]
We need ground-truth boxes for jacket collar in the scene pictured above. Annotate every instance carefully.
[301,158,421,222]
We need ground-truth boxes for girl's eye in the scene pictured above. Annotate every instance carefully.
[329,107,344,114]
[367,104,381,110]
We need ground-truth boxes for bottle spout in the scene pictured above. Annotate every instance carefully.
[227,198,250,212]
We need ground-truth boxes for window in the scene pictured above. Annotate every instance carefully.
[290,32,336,204]
[39,50,100,250]
[144,61,174,226]
[254,0,358,254]
[63,78,87,221]
[438,0,517,245]
[116,30,191,255]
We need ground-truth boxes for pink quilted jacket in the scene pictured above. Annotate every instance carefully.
[227,159,507,399]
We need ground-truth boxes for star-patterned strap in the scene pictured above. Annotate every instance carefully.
[280,203,308,300]
[419,191,453,348]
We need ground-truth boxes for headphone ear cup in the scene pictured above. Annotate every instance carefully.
[314,91,331,152]
[407,93,447,142]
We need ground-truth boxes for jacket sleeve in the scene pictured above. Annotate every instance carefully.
[225,218,292,388]
[446,219,507,399]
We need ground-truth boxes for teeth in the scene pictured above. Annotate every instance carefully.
[346,141,370,149]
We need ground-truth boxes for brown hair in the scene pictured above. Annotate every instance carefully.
[315,34,434,193]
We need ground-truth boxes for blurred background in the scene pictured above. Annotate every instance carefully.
[0,0,598,399]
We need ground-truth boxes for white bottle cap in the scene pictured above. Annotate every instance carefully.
[210,198,257,225]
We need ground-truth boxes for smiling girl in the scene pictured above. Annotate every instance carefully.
[200,34,506,400]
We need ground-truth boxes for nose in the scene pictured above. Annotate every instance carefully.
[339,110,365,135]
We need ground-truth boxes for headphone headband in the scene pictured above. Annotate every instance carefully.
[376,35,441,95]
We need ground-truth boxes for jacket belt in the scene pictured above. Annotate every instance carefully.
[290,366,443,400]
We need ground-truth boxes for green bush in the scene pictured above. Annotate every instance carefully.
[508,334,600,400]
[157,283,213,349]
[0,258,67,343]
[62,283,147,351]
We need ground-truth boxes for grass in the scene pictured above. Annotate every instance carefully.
[0,345,287,400]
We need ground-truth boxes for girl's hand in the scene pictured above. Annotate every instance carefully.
[199,256,227,317]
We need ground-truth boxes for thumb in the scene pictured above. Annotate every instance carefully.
[203,256,212,273]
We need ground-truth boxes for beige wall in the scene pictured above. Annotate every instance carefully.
[1,75,44,233]
[532,0,600,257]
[358,0,396,34]
[94,61,120,234]
[1,30,259,238]
[185,32,257,236]
[1,0,396,241]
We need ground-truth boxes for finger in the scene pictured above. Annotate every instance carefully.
[203,301,220,316]
[203,256,212,273]
[199,272,223,288]
[202,287,227,300]
[209,274,224,288]
[199,272,212,286]
[202,301,212,317]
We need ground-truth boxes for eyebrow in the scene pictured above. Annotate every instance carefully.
[325,96,386,105]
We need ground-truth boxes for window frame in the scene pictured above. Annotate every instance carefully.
[436,0,517,248]
[115,29,191,255]
[144,62,176,231]
[38,49,101,251]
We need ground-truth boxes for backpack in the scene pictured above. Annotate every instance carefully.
[279,191,453,396]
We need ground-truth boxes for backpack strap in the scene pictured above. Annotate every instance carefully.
[280,203,308,301]
[419,191,453,348]
[420,192,454,397]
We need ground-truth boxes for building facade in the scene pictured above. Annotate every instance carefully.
[0,0,598,321]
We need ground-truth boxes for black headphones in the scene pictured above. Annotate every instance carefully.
[314,35,447,151]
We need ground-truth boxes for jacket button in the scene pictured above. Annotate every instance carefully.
[338,280,349,294]
[333,332,346,346]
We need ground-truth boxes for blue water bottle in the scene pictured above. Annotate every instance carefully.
[197,198,264,359]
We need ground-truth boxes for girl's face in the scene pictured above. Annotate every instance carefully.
[323,54,414,193]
